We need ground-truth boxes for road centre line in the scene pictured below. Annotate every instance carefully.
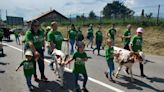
[3,43,124,92]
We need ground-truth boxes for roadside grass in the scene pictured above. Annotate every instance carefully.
[58,25,164,56]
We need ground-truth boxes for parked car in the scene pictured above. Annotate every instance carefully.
[1,27,11,41]
[10,28,23,34]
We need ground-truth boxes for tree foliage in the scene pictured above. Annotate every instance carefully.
[88,11,97,19]
[102,1,134,19]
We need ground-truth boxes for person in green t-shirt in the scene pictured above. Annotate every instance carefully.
[47,21,64,70]
[67,24,77,54]
[16,50,35,91]
[93,25,103,56]
[14,31,20,45]
[104,39,115,82]
[24,20,47,81]
[87,24,94,48]
[65,42,89,92]
[122,24,131,50]
[107,24,116,46]
[0,28,4,42]
[76,26,84,47]
[129,27,146,77]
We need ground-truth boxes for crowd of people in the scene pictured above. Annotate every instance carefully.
[14,20,146,92]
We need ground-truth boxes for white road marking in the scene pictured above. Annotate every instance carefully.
[3,43,125,92]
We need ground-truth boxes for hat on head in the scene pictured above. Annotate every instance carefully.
[127,24,131,29]
[136,27,144,33]
[89,24,93,27]
[25,50,33,56]
[77,42,85,48]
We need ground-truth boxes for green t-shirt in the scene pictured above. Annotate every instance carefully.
[96,30,103,42]
[14,32,19,38]
[68,29,77,40]
[20,59,35,76]
[25,29,44,49]
[130,35,143,52]
[47,31,55,43]
[47,30,63,50]
[54,31,63,50]
[87,27,94,38]
[108,28,116,40]
[77,30,84,41]
[105,47,114,62]
[72,51,88,74]
[123,29,131,45]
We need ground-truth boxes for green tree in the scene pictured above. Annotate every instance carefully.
[102,1,134,19]
[88,11,97,19]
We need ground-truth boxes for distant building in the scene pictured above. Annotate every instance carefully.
[6,16,24,26]
[28,9,69,23]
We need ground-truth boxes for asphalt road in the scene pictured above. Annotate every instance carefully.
[0,35,164,92]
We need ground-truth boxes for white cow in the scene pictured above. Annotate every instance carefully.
[51,49,67,87]
[113,46,145,82]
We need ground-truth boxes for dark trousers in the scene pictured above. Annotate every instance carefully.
[74,73,88,88]
[93,41,102,55]
[124,42,130,50]
[33,48,45,78]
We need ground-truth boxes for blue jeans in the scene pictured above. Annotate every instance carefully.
[107,58,115,78]
[70,39,75,54]
[25,75,32,87]
[74,73,88,88]
[15,37,20,44]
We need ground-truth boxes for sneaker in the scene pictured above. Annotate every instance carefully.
[108,78,115,83]
[82,88,89,92]
[141,74,147,77]
[28,86,34,91]
[104,72,108,78]
[34,77,39,82]
[41,76,48,81]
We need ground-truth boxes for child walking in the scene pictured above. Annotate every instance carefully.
[16,50,35,91]
[65,42,89,92]
[104,39,115,82]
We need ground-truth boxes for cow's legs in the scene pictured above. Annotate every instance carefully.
[129,67,134,82]
[58,65,64,87]
[115,65,122,78]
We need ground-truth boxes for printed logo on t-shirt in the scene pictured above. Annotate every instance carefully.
[136,39,142,45]
[75,58,84,65]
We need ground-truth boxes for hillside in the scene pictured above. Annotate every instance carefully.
[58,25,164,56]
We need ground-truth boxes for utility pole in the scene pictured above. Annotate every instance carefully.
[157,4,160,25]
[6,9,8,17]
[0,9,2,20]
[69,14,72,24]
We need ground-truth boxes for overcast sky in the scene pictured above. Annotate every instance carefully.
[0,0,164,20]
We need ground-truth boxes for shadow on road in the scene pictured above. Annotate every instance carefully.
[0,62,9,65]
[146,76,164,83]
[0,70,5,73]
[2,40,13,42]
[115,75,163,92]
[32,71,75,92]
